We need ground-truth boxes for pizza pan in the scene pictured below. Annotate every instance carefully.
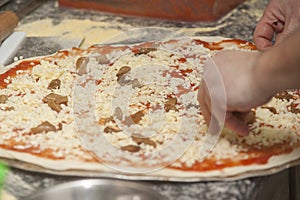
[24,179,164,200]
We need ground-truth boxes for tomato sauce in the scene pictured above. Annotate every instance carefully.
[180,69,193,76]
[178,58,187,63]
[193,39,257,51]
[0,138,98,162]
[169,142,295,172]
[0,138,62,160]
[2,37,296,173]
[0,60,40,89]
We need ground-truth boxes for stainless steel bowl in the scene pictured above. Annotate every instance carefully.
[25,179,164,200]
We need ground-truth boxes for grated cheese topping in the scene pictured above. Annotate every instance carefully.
[0,38,299,171]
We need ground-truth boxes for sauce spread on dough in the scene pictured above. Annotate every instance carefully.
[0,60,40,88]
[1,39,299,174]
[170,142,296,171]
[193,39,257,51]
[0,138,97,162]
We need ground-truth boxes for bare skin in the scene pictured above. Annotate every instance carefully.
[254,0,300,50]
[198,0,300,136]
[198,28,300,136]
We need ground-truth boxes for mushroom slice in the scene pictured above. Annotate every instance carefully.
[289,103,300,114]
[47,79,61,90]
[0,95,8,104]
[275,91,294,101]
[125,110,145,125]
[31,121,57,134]
[246,110,256,124]
[121,145,140,153]
[131,78,142,89]
[43,93,68,105]
[117,76,132,86]
[165,97,178,112]
[98,116,114,125]
[4,106,14,111]
[261,106,277,114]
[116,66,131,81]
[76,57,89,75]
[132,134,156,147]
[43,93,68,113]
[133,47,157,55]
[103,126,121,133]
[47,100,63,113]
[95,55,110,64]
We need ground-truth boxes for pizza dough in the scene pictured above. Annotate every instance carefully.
[0,36,300,181]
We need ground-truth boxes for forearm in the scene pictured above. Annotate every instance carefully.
[255,28,300,95]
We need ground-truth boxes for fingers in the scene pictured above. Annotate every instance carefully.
[225,112,250,136]
[272,21,285,33]
[199,88,251,137]
[254,17,284,50]
[198,80,250,137]
[198,53,252,137]
[253,0,286,50]
[276,17,300,43]
[198,81,221,134]
[254,0,300,49]
[198,81,226,136]
[253,17,275,50]
[272,20,285,41]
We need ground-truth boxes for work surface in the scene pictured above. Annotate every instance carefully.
[0,0,299,199]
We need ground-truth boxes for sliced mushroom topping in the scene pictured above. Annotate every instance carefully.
[4,106,14,111]
[117,76,132,86]
[43,93,68,105]
[115,66,143,88]
[133,47,157,55]
[275,91,294,101]
[95,55,110,64]
[261,106,277,114]
[76,57,89,75]
[289,103,300,114]
[43,93,68,113]
[103,126,121,133]
[131,78,142,89]
[47,100,63,113]
[246,110,256,124]
[0,95,8,104]
[125,110,145,125]
[47,79,61,90]
[98,116,114,125]
[164,97,178,112]
[31,121,57,134]
[116,66,131,81]
[132,134,156,147]
[57,123,63,131]
[121,145,140,153]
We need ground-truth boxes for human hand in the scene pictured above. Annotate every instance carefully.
[254,0,300,50]
[198,51,274,136]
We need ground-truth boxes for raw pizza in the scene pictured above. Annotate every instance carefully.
[0,37,300,181]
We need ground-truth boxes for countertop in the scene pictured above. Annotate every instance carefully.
[0,0,299,199]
